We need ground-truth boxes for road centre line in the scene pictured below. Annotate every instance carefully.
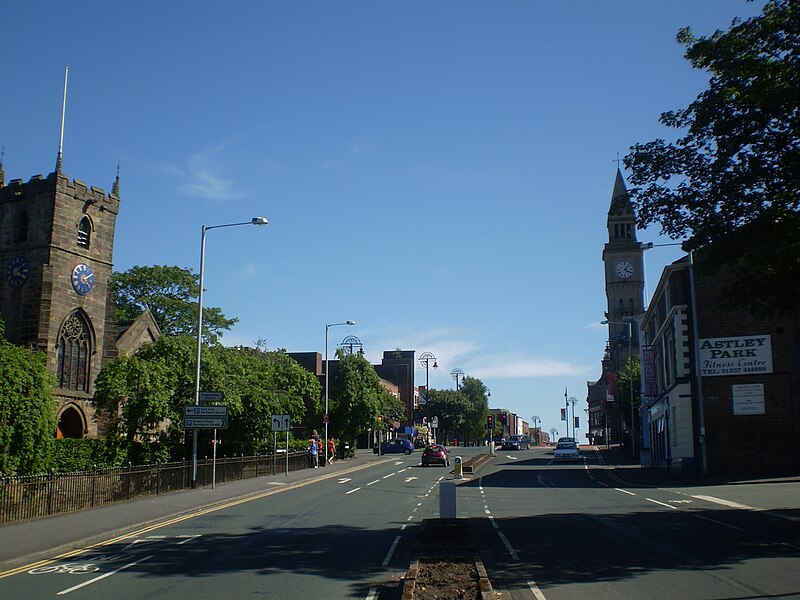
[382,472,396,479]
[646,497,677,509]
[381,535,401,567]
[691,495,756,510]
[615,488,636,496]
[496,530,519,561]
[528,580,549,600]
[346,487,361,495]
[57,555,153,595]
[367,479,380,486]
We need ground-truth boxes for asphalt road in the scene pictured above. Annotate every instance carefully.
[1,445,798,599]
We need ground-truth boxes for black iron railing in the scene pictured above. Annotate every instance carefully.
[0,452,309,524]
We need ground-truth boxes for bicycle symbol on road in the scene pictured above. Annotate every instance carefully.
[28,563,100,575]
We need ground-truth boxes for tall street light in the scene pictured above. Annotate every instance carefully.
[531,415,540,445]
[603,318,636,458]
[325,320,355,465]
[193,217,269,488]
[419,352,438,440]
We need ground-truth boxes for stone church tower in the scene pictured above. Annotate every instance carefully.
[602,169,647,344]
[0,155,120,438]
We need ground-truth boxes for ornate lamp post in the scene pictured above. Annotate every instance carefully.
[450,368,465,390]
[531,415,540,445]
[419,352,438,440]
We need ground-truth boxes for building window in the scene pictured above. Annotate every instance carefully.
[14,209,28,243]
[56,311,93,392]
[77,217,91,249]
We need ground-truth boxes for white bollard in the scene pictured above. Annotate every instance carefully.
[439,480,456,518]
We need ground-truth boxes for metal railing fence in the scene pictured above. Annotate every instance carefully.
[0,451,309,524]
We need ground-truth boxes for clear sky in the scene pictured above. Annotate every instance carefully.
[3,1,766,441]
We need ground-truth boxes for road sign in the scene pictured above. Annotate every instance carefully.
[184,405,228,418]
[198,391,224,402]
[271,414,291,432]
[185,417,228,429]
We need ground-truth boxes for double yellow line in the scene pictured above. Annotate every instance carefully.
[0,460,380,580]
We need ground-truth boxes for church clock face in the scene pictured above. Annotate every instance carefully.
[615,260,633,279]
[71,263,95,295]
[6,256,30,288]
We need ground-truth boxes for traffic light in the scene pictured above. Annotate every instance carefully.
[501,412,508,426]
[377,415,383,422]
[487,415,494,430]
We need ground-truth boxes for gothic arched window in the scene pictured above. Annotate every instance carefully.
[77,216,92,249]
[56,311,94,392]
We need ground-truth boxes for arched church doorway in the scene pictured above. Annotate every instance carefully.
[57,405,86,439]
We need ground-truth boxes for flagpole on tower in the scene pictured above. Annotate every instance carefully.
[56,66,69,173]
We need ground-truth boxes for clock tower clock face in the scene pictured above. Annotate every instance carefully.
[71,263,95,295]
[7,256,30,288]
[615,261,633,279]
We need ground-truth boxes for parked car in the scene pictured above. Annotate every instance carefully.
[502,434,531,450]
[374,438,414,455]
[554,441,580,461]
[421,444,450,467]
[413,438,428,449]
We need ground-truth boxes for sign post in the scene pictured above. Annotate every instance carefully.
[271,415,291,475]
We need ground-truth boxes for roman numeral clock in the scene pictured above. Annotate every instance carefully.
[71,263,95,295]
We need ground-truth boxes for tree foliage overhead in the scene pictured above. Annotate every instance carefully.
[0,317,56,475]
[625,0,799,314]
[111,265,238,344]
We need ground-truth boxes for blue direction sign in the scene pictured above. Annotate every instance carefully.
[185,417,228,429]
[184,405,229,429]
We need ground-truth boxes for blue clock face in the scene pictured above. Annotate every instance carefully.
[71,263,94,295]
[7,256,30,288]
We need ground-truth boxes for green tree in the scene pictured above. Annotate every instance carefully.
[616,357,641,430]
[111,265,238,343]
[423,389,469,443]
[459,376,490,444]
[0,318,56,475]
[94,337,320,458]
[625,0,799,315]
[380,387,406,428]
[330,349,384,449]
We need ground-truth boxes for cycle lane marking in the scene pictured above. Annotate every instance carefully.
[57,555,153,595]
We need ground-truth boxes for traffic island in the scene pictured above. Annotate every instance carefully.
[402,519,494,599]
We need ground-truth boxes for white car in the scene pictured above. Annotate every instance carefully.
[554,441,579,461]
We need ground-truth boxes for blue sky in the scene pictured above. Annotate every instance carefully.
[3,1,766,440]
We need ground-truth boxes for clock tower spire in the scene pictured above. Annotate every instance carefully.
[602,169,646,341]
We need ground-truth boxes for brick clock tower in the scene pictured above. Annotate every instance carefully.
[0,157,120,438]
[602,169,646,345]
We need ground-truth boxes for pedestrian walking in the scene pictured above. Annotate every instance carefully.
[327,436,336,465]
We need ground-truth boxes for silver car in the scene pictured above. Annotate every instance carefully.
[554,441,579,461]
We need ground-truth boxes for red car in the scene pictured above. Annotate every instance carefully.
[421,444,450,467]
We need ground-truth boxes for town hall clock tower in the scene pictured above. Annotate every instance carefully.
[602,169,647,344]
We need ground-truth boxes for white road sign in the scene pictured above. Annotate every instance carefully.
[198,391,224,402]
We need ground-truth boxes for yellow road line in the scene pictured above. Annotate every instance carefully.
[0,460,381,580]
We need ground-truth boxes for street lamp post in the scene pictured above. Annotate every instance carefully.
[193,217,268,488]
[325,320,355,466]
[603,318,636,458]
[531,415,540,445]
[450,368,465,390]
[419,352,438,440]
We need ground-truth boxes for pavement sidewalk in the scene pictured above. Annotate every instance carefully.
[0,450,384,573]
